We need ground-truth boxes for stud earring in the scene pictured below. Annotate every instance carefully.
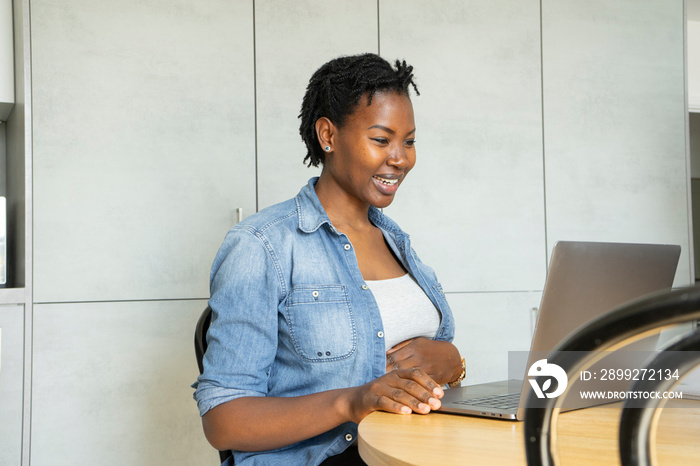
[324,146,331,152]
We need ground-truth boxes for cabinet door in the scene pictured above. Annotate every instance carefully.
[32,300,214,465]
[542,0,691,285]
[254,0,379,209]
[31,0,256,302]
[379,0,547,293]
[0,304,24,466]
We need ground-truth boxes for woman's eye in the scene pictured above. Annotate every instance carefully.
[371,138,389,145]
[404,139,416,147]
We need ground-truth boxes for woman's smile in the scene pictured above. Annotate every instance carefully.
[372,174,402,195]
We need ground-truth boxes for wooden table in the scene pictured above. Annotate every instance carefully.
[358,400,700,465]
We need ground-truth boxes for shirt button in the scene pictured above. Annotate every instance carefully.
[345,433,353,442]
[377,331,384,338]
[312,290,319,298]
[344,244,351,250]
[361,285,368,290]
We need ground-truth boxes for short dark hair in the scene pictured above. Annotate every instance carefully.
[298,53,419,167]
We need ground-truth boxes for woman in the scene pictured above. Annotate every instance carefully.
[194,53,465,465]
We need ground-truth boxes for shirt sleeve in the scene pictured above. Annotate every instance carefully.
[193,225,283,417]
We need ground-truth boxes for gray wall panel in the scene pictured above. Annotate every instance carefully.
[32,0,256,302]
[32,300,214,465]
[542,0,691,285]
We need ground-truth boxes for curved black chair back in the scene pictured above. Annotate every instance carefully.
[195,306,212,374]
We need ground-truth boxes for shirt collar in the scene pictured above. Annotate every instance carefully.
[295,177,332,234]
[295,176,406,237]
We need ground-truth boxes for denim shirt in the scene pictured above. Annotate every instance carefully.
[193,177,454,466]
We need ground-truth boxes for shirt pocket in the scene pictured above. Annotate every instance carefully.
[285,285,357,362]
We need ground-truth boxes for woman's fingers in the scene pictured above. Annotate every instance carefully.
[385,353,400,372]
[401,367,444,400]
[371,368,443,415]
[375,389,423,414]
[349,366,445,422]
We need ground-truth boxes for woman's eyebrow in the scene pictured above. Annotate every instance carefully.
[367,124,394,133]
[367,125,416,136]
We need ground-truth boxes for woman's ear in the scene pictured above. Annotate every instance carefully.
[315,117,335,153]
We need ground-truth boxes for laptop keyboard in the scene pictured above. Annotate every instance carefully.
[453,392,520,410]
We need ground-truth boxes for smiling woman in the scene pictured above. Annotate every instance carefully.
[193,53,465,466]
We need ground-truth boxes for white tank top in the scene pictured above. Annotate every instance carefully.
[365,273,441,352]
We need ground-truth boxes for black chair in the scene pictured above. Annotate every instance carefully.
[195,306,212,374]
[523,286,700,466]
[195,305,234,464]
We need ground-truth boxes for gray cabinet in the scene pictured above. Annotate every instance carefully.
[31,0,257,303]
[31,300,213,465]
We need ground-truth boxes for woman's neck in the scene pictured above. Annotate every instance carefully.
[314,173,372,230]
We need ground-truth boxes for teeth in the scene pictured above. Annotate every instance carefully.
[374,176,398,186]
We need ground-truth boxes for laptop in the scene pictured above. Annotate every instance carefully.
[439,241,681,420]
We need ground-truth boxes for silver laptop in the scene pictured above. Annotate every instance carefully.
[439,241,681,420]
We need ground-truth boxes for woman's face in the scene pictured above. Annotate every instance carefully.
[323,90,416,210]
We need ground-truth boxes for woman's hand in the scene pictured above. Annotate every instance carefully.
[386,338,462,386]
[344,367,444,423]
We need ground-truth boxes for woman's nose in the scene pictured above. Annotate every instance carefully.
[387,145,409,169]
